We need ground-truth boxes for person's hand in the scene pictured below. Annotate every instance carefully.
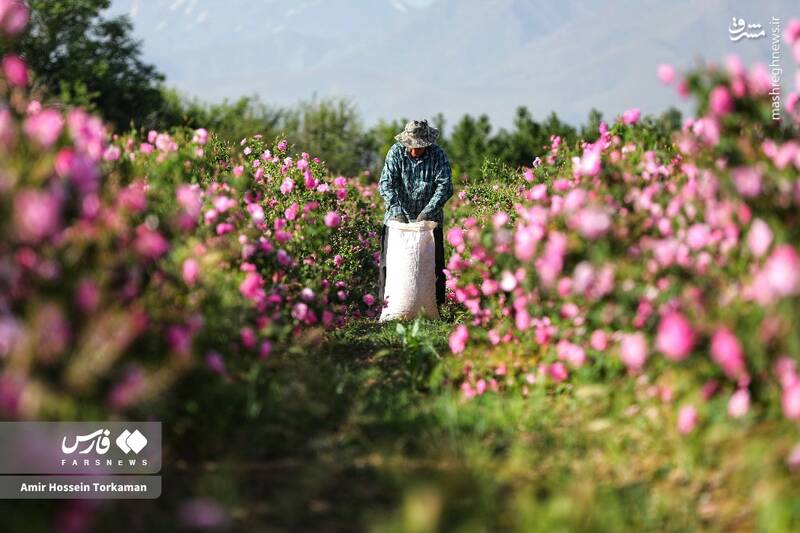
[415,212,432,222]
[390,214,408,223]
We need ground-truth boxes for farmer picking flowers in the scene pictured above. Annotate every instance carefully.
[377,119,453,311]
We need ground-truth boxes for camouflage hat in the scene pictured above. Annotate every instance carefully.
[395,119,440,148]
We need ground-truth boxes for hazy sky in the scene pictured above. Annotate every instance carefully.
[106,0,798,129]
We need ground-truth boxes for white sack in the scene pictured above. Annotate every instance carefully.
[379,220,440,322]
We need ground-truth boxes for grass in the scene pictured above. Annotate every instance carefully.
[5,312,800,532]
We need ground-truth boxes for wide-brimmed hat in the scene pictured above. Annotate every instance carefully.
[394,119,439,148]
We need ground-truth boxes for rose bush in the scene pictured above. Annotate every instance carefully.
[442,24,800,450]
[3,0,800,454]
[0,3,384,418]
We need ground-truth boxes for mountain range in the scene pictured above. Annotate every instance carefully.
[105,0,798,128]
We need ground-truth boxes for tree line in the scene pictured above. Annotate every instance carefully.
[16,0,683,179]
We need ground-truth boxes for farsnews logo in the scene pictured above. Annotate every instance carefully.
[116,429,148,454]
[61,428,148,455]
[61,429,112,455]
[0,421,159,474]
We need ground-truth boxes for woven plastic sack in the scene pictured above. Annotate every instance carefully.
[379,220,440,322]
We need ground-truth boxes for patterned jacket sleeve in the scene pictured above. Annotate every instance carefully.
[378,145,403,217]
[421,148,453,215]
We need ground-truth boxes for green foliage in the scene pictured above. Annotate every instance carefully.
[447,113,493,178]
[580,107,605,141]
[19,0,166,130]
[370,117,409,171]
[391,318,441,389]
[156,90,285,144]
[59,316,800,532]
[159,92,377,177]
[282,96,375,177]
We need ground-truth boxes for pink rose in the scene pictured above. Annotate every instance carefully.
[182,259,199,286]
[192,128,208,145]
[784,18,800,45]
[677,405,698,434]
[727,389,750,418]
[276,249,292,267]
[280,177,295,195]
[764,245,800,298]
[134,224,169,259]
[686,223,711,250]
[0,0,29,37]
[655,312,695,361]
[514,224,541,260]
[13,188,61,243]
[240,327,256,349]
[657,64,675,84]
[774,357,798,388]
[590,330,608,351]
[710,327,746,381]
[747,218,772,257]
[709,86,734,116]
[731,166,762,198]
[206,352,225,375]
[23,108,64,147]
[575,142,603,177]
[548,362,568,383]
[560,341,586,368]
[783,383,800,420]
[620,332,647,371]
[239,272,265,302]
[449,325,468,354]
[622,107,641,125]
[324,211,342,229]
[447,227,465,248]
[2,54,27,87]
[575,207,610,239]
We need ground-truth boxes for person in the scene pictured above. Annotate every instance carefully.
[377,119,453,311]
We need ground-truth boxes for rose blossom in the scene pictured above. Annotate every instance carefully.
[657,64,676,84]
[763,245,800,297]
[655,312,695,361]
[677,405,698,434]
[620,332,647,371]
[622,108,641,125]
[709,86,734,116]
[590,330,608,351]
[548,362,568,383]
[13,189,61,242]
[2,54,27,87]
[449,325,468,354]
[710,327,747,381]
[182,259,199,286]
[727,388,750,418]
[23,109,64,147]
[782,383,800,420]
[324,211,342,228]
[747,218,772,257]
